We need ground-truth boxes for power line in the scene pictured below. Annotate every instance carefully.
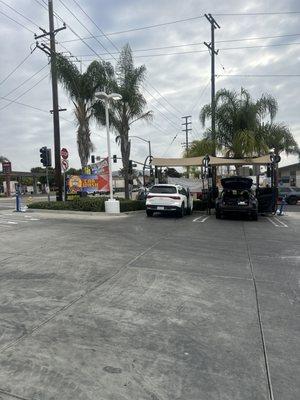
[69,0,182,117]
[0,0,40,29]
[0,96,50,113]
[71,33,300,57]
[34,0,181,134]
[60,11,300,44]
[3,63,49,99]
[0,72,49,112]
[79,41,300,60]
[61,14,205,43]
[33,0,48,12]
[0,51,34,87]
[190,79,211,113]
[60,0,181,126]
[58,0,112,60]
[0,8,35,33]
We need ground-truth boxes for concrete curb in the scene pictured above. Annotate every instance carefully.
[26,208,145,217]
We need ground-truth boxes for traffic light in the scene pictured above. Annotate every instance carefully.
[40,147,51,167]
[91,155,95,164]
[128,160,137,174]
[113,154,117,163]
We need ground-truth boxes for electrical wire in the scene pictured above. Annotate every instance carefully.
[61,14,205,43]
[60,11,300,44]
[0,8,35,33]
[0,96,50,113]
[0,0,40,29]
[0,72,50,112]
[69,0,182,118]
[78,41,300,60]
[57,0,181,129]
[0,51,34,87]
[70,33,300,57]
[2,63,49,99]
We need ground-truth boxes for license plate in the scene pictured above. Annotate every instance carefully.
[157,206,164,210]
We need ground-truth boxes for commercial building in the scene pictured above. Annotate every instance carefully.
[278,162,300,187]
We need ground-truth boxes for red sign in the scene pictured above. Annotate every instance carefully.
[61,159,69,171]
[98,174,109,192]
[60,148,69,160]
[2,162,12,174]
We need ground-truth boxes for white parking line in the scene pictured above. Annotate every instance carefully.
[273,216,288,228]
[193,215,210,223]
[0,220,18,225]
[266,217,288,228]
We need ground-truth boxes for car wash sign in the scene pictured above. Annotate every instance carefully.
[66,158,109,195]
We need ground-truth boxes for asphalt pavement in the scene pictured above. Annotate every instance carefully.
[0,207,299,399]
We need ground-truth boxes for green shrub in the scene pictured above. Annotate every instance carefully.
[28,197,145,212]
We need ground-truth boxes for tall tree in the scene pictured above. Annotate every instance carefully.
[93,44,152,199]
[262,122,300,158]
[56,55,113,167]
[199,88,277,158]
[0,156,9,163]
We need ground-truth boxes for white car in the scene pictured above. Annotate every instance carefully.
[146,184,193,217]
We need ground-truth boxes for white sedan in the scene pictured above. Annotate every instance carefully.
[146,184,193,217]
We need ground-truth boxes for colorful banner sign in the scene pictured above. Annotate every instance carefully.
[66,158,110,194]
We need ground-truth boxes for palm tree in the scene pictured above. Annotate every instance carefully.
[262,122,300,185]
[184,136,217,158]
[263,122,300,158]
[200,88,277,159]
[56,55,113,166]
[93,44,152,199]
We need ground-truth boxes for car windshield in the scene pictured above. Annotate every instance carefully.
[150,186,177,194]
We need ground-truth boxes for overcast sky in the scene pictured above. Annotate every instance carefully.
[1,0,300,171]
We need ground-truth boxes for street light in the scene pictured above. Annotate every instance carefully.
[95,91,122,213]
[129,135,152,159]
[129,135,153,186]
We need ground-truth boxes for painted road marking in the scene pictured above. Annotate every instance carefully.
[266,217,288,228]
[193,215,210,223]
[273,216,288,228]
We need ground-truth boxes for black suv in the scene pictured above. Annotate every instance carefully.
[215,177,258,220]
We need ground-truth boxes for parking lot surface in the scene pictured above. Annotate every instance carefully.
[0,208,299,400]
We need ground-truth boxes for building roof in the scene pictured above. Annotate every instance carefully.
[278,162,300,171]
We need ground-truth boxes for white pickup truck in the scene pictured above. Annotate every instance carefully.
[146,184,193,217]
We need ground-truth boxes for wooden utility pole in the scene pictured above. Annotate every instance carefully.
[204,14,220,187]
[182,116,192,178]
[35,0,66,201]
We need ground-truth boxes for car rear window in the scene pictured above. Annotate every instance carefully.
[150,186,177,194]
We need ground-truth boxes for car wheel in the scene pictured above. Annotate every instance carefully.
[146,210,153,217]
[288,196,297,205]
[177,204,184,218]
